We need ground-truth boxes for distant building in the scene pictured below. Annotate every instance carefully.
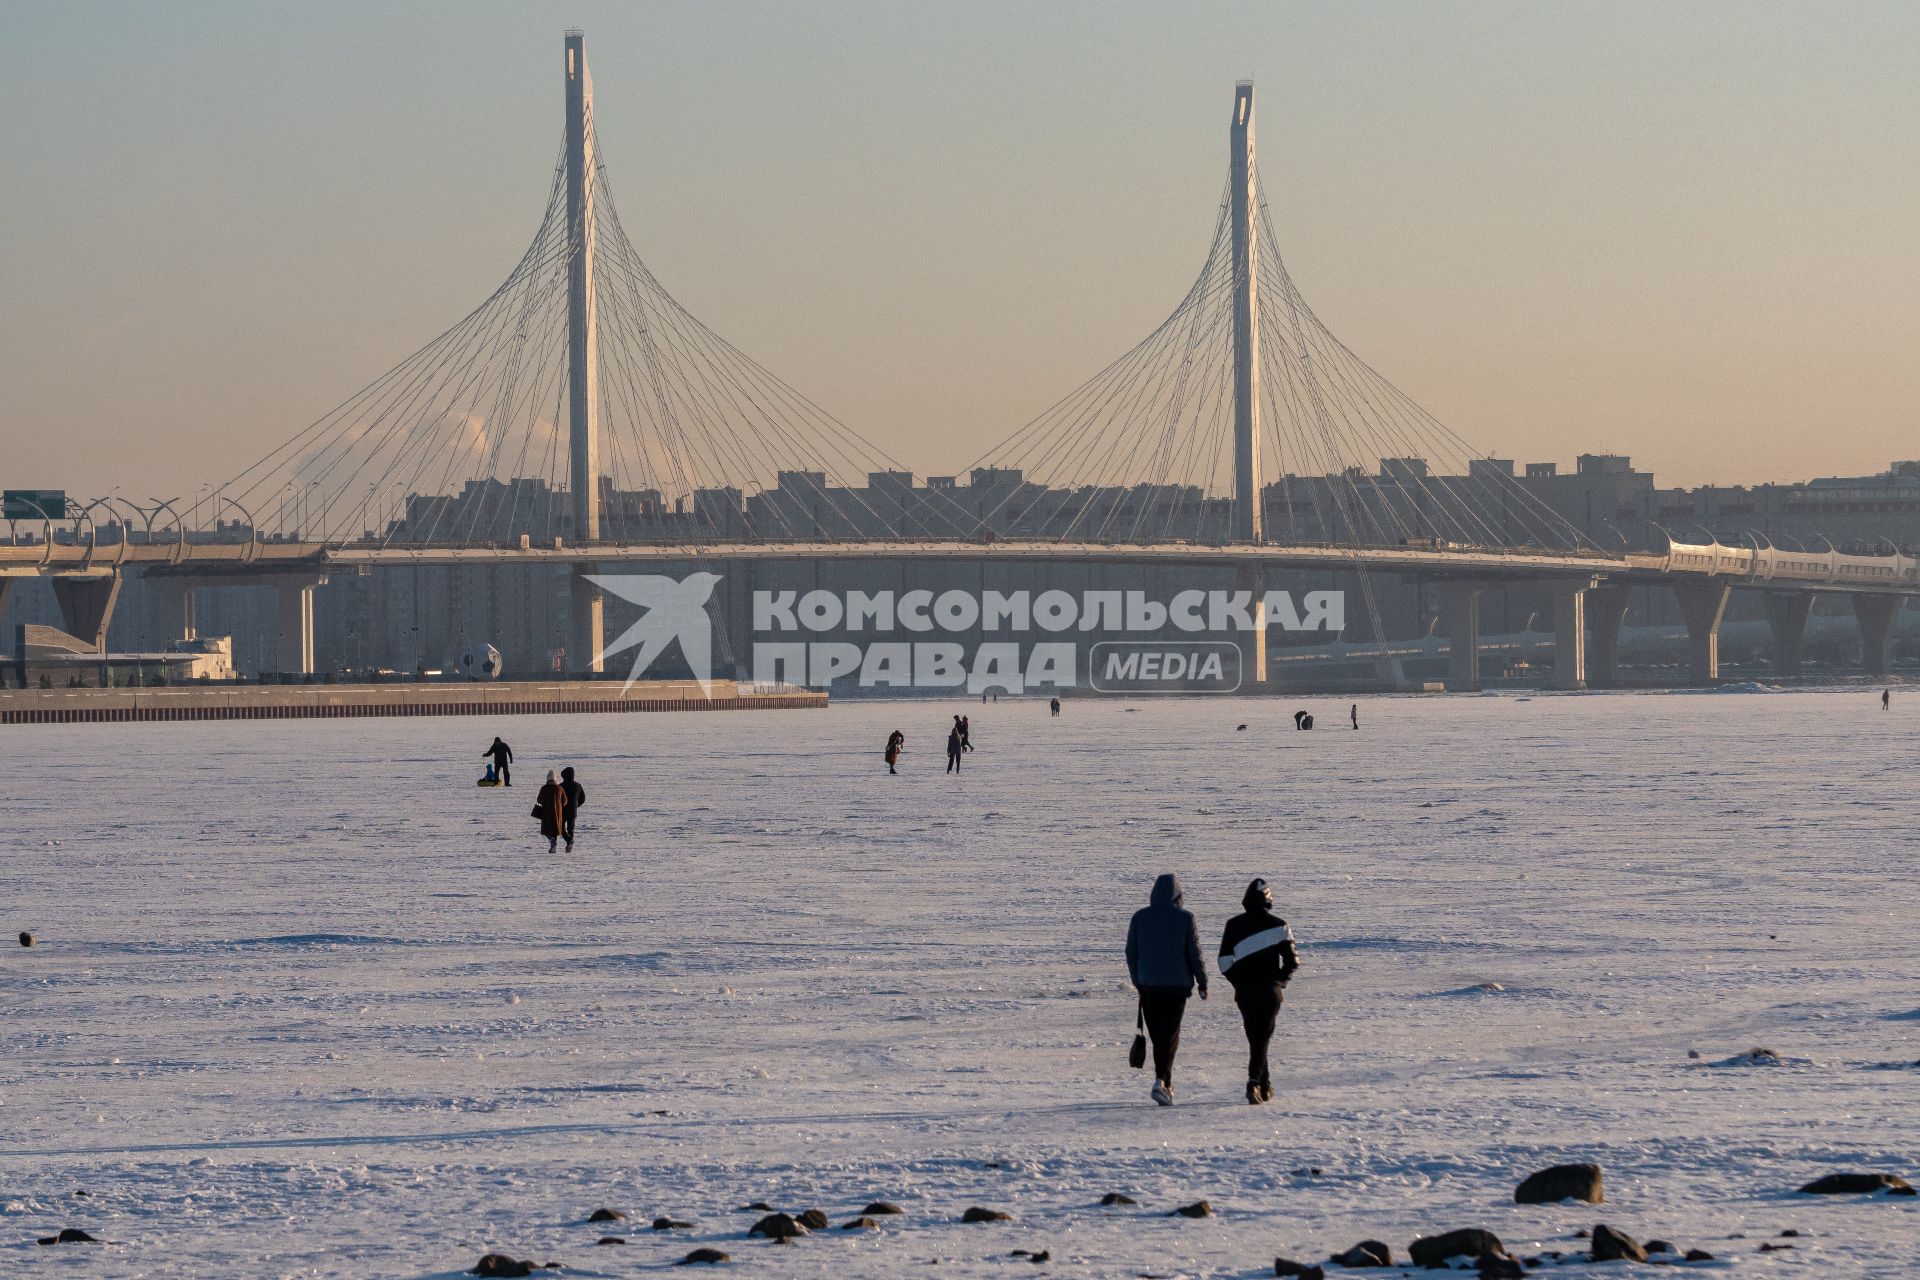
[6,624,234,687]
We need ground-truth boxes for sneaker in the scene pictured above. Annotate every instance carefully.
[1246,1081,1262,1105]
[1150,1079,1173,1107]
[1259,1080,1274,1103]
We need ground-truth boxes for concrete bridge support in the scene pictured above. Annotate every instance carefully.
[569,568,604,675]
[0,577,13,626]
[274,579,319,674]
[1853,593,1902,678]
[1440,581,1484,692]
[1235,562,1268,688]
[721,558,756,682]
[1763,591,1814,677]
[1675,581,1731,686]
[156,578,198,642]
[1551,579,1594,690]
[50,572,121,652]
[1586,585,1630,687]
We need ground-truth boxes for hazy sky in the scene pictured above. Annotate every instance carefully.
[2,0,1916,502]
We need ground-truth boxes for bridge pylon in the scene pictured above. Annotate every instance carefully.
[565,30,604,671]
[1230,82,1261,545]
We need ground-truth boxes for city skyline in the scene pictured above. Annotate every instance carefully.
[3,1,1917,501]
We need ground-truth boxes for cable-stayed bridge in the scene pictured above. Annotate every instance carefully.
[3,33,1914,690]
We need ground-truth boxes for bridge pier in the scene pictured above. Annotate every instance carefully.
[1551,579,1595,690]
[157,578,198,642]
[0,578,13,628]
[1853,593,1902,678]
[1763,590,1814,677]
[50,572,122,652]
[1585,584,1630,688]
[1674,581,1731,686]
[723,558,755,681]
[1440,581,1484,692]
[274,578,321,675]
[1235,562,1268,689]
[569,568,604,675]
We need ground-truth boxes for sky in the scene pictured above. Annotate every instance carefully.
[2,0,1916,503]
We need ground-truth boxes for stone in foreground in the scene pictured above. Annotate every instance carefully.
[962,1206,1013,1223]
[1476,1254,1524,1279]
[1330,1239,1391,1267]
[1408,1229,1503,1268]
[1798,1172,1913,1194]
[748,1212,806,1239]
[1515,1162,1603,1204]
[1590,1224,1647,1262]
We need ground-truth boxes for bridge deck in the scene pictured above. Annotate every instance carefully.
[1,538,1910,594]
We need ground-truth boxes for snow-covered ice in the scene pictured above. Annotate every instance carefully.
[3,690,1918,1277]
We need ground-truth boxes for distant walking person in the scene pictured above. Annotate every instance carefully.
[1217,877,1300,1105]
[961,715,974,751]
[559,766,585,851]
[1050,696,1061,717]
[1350,703,1359,730]
[531,770,572,854]
[1124,873,1209,1105]
[484,736,514,787]
[946,721,965,774]
[885,729,905,774]
[1293,709,1313,731]
[1883,688,1891,711]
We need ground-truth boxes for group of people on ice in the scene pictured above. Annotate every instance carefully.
[1125,873,1299,1106]
[881,714,980,774]
[481,737,587,852]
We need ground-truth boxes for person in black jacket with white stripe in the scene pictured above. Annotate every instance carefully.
[1217,878,1300,1105]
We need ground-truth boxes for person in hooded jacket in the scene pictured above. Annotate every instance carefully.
[1217,877,1300,1104]
[558,766,585,850]
[1124,873,1208,1105]
[531,770,572,853]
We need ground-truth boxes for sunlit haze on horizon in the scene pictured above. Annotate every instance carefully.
[2,0,1916,499]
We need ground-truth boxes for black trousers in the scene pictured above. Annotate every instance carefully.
[1236,986,1283,1084]
[1139,987,1189,1084]
[497,761,511,786]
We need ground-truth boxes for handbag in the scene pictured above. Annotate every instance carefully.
[1128,999,1147,1070]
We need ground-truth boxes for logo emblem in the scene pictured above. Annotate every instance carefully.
[588,572,723,695]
